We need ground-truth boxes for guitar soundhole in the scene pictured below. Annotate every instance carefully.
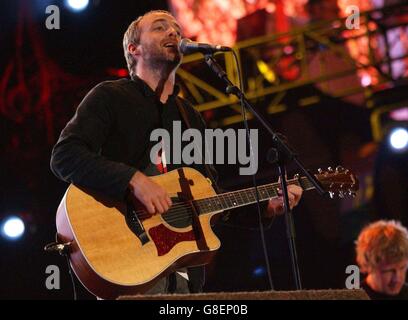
[161,197,193,229]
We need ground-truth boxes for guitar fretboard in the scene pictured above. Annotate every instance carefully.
[194,176,315,214]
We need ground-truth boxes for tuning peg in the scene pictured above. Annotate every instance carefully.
[329,191,334,199]
[327,166,334,172]
[318,168,323,174]
[339,191,344,198]
[336,166,344,172]
[294,174,300,180]
[348,191,356,198]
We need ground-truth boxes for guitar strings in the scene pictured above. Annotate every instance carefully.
[131,183,287,223]
[131,179,314,224]
[134,196,264,222]
[127,176,348,225]
[132,193,271,222]
[129,177,326,223]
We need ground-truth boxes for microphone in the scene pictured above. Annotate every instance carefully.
[179,38,232,55]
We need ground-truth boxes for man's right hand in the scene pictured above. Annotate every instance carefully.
[128,171,172,215]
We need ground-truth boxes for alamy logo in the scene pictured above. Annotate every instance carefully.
[345,5,360,30]
[345,264,360,289]
[45,265,60,290]
[150,121,259,175]
[45,5,60,30]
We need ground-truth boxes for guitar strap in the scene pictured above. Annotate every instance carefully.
[175,97,232,224]
[175,97,220,193]
[174,97,212,291]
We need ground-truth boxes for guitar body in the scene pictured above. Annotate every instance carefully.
[56,167,222,299]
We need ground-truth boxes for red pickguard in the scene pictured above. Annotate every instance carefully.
[148,224,196,256]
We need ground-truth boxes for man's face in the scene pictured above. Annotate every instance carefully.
[368,259,408,296]
[137,12,182,69]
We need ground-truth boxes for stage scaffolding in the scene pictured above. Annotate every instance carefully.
[177,3,408,141]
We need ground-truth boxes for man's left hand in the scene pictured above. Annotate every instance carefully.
[266,184,303,217]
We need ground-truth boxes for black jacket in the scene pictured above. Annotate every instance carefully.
[50,76,218,293]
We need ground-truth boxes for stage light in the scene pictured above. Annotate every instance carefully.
[389,127,408,151]
[2,216,25,240]
[361,74,372,87]
[390,107,408,121]
[66,0,89,12]
[252,266,266,277]
[256,60,276,83]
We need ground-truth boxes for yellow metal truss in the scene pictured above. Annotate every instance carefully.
[177,3,408,139]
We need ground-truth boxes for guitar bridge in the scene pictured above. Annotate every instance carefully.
[125,203,149,245]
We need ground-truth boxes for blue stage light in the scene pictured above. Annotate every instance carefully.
[252,266,266,277]
[66,0,89,12]
[2,216,25,240]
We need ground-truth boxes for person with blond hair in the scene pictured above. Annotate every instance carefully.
[356,220,408,299]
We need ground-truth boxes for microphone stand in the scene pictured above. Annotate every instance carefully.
[204,54,327,290]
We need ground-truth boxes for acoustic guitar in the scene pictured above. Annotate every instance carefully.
[56,166,358,299]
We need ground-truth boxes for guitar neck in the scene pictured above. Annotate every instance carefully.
[195,176,315,214]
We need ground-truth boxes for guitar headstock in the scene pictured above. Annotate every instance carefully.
[315,166,359,199]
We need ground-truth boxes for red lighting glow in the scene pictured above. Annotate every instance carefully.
[169,0,308,46]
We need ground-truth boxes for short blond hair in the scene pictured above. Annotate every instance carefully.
[356,220,408,272]
[123,10,174,79]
